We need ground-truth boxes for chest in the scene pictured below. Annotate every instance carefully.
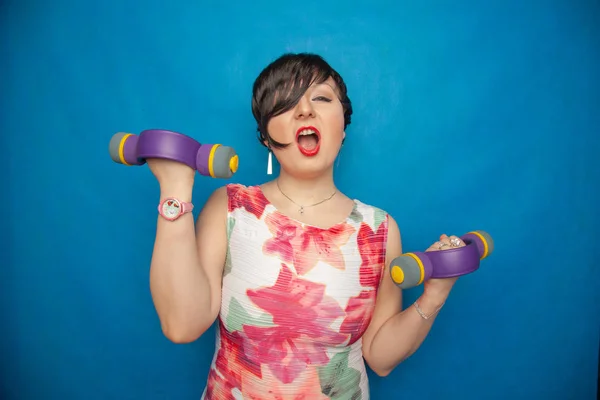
[220,206,388,346]
[226,213,365,295]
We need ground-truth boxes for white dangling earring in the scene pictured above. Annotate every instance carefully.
[267,150,273,175]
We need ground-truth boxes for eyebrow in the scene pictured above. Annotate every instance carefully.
[310,82,337,93]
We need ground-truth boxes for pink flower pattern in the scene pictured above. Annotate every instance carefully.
[203,184,389,399]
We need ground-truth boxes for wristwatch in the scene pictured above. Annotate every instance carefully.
[158,197,194,221]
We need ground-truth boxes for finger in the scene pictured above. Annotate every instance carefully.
[429,241,444,251]
[436,238,452,250]
[426,243,439,252]
[448,235,465,247]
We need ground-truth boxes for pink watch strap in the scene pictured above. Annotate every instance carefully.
[181,201,194,213]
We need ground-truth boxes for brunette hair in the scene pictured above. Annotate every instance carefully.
[251,53,353,149]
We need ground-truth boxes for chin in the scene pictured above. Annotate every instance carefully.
[282,158,336,179]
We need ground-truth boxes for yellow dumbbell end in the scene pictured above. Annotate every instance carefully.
[391,264,405,284]
[389,253,426,289]
[229,154,239,173]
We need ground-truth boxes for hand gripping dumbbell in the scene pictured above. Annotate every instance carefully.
[108,129,239,179]
[389,230,494,289]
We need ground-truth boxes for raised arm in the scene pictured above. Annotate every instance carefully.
[147,159,228,344]
[361,216,459,376]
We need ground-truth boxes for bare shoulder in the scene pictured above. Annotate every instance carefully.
[352,199,400,248]
[350,198,403,274]
[195,183,241,240]
[195,182,248,218]
[384,214,403,261]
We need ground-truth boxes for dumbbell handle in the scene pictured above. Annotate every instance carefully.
[110,129,239,179]
[390,230,493,289]
[417,238,481,279]
[136,129,213,175]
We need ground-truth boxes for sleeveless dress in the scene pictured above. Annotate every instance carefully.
[201,184,389,400]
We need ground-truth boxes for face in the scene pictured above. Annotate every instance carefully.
[266,78,346,178]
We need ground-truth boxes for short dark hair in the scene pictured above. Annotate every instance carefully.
[251,53,353,149]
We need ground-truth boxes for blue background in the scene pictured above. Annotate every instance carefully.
[2,0,599,399]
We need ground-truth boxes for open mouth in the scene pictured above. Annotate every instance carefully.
[296,126,321,156]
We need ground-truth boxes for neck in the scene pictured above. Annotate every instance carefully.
[275,168,336,205]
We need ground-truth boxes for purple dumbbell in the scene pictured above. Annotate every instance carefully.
[108,129,239,179]
[390,230,494,289]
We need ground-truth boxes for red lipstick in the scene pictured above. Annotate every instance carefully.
[296,126,321,157]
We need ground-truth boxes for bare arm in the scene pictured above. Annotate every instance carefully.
[149,183,228,343]
[361,216,454,376]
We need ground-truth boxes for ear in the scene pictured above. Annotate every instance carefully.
[263,137,271,149]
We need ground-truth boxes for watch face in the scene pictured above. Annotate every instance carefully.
[161,199,182,220]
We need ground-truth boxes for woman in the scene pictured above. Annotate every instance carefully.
[147,53,463,399]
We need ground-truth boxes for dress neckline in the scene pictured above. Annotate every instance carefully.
[254,184,360,231]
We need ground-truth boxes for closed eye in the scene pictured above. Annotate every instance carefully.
[312,96,332,102]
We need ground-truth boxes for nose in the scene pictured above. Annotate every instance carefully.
[294,96,315,119]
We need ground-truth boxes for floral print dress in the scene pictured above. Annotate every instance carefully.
[202,184,389,400]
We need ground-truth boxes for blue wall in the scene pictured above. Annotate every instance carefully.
[2,1,599,399]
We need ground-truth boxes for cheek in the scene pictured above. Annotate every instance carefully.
[266,116,292,142]
[323,114,345,141]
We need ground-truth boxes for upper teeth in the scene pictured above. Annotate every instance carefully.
[299,129,316,136]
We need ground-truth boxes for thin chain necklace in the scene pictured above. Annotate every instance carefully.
[276,179,337,215]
